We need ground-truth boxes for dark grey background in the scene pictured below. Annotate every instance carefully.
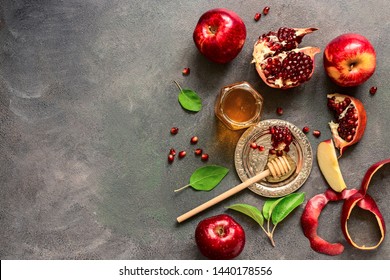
[1,0,389,260]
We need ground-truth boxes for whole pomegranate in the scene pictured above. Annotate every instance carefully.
[252,27,320,89]
[327,93,367,156]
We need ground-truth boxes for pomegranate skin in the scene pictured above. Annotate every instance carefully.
[327,93,367,157]
[324,33,376,87]
[252,27,320,89]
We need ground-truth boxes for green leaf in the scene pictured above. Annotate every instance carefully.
[189,165,228,191]
[174,81,202,112]
[168,165,230,193]
[227,204,264,227]
[271,192,305,225]
[262,197,284,221]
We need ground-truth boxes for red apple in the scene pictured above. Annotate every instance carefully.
[323,33,376,87]
[193,8,246,64]
[195,214,245,259]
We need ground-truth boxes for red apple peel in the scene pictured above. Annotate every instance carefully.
[301,189,357,255]
[302,158,390,255]
[341,158,390,250]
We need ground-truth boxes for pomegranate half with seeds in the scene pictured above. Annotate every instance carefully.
[252,27,320,89]
[327,93,367,156]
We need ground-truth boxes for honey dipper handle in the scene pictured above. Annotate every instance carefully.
[176,169,271,223]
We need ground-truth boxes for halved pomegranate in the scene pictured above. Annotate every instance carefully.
[327,93,367,157]
[252,27,320,89]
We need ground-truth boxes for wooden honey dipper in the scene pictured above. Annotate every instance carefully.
[177,156,293,223]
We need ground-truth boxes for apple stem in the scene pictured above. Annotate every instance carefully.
[174,184,191,192]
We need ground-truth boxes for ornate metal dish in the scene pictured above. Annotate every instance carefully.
[234,119,313,197]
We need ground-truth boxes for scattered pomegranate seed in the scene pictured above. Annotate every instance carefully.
[269,148,276,155]
[263,6,270,15]
[178,151,186,159]
[170,127,179,135]
[302,126,310,134]
[258,145,265,151]
[194,148,203,156]
[369,86,377,95]
[190,136,198,144]
[182,67,190,76]
[313,130,321,138]
[169,148,176,156]
[201,153,209,161]
[168,154,174,163]
[276,107,284,116]
[254,13,261,21]
[250,142,258,149]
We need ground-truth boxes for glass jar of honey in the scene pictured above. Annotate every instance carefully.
[215,81,264,130]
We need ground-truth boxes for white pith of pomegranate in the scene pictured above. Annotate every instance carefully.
[252,27,320,89]
[327,93,367,157]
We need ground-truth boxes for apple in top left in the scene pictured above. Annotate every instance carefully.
[193,8,247,64]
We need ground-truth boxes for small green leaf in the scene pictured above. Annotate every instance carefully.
[181,165,229,192]
[174,165,229,192]
[271,192,305,225]
[174,81,202,112]
[227,204,264,227]
[262,197,284,221]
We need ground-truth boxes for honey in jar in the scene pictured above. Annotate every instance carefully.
[215,81,264,130]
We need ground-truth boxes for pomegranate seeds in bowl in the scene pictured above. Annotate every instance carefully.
[270,125,293,152]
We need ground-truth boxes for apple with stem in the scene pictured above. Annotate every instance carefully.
[323,33,376,87]
[195,214,245,259]
[193,8,246,64]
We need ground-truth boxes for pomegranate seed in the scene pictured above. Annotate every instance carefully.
[263,6,270,15]
[313,130,321,138]
[276,107,283,115]
[190,136,198,144]
[194,148,202,156]
[169,148,176,156]
[276,150,283,156]
[178,151,186,159]
[201,153,209,161]
[327,95,359,143]
[369,86,377,95]
[302,126,310,133]
[250,142,258,149]
[270,125,292,151]
[254,13,261,21]
[170,127,179,135]
[258,145,265,151]
[269,148,276,155]
[182,67,190,76]
[168,154,174,163]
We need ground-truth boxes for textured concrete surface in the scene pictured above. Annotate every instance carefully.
[1,0,389,260]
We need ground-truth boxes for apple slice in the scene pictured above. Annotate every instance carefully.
[317,139,347,192]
